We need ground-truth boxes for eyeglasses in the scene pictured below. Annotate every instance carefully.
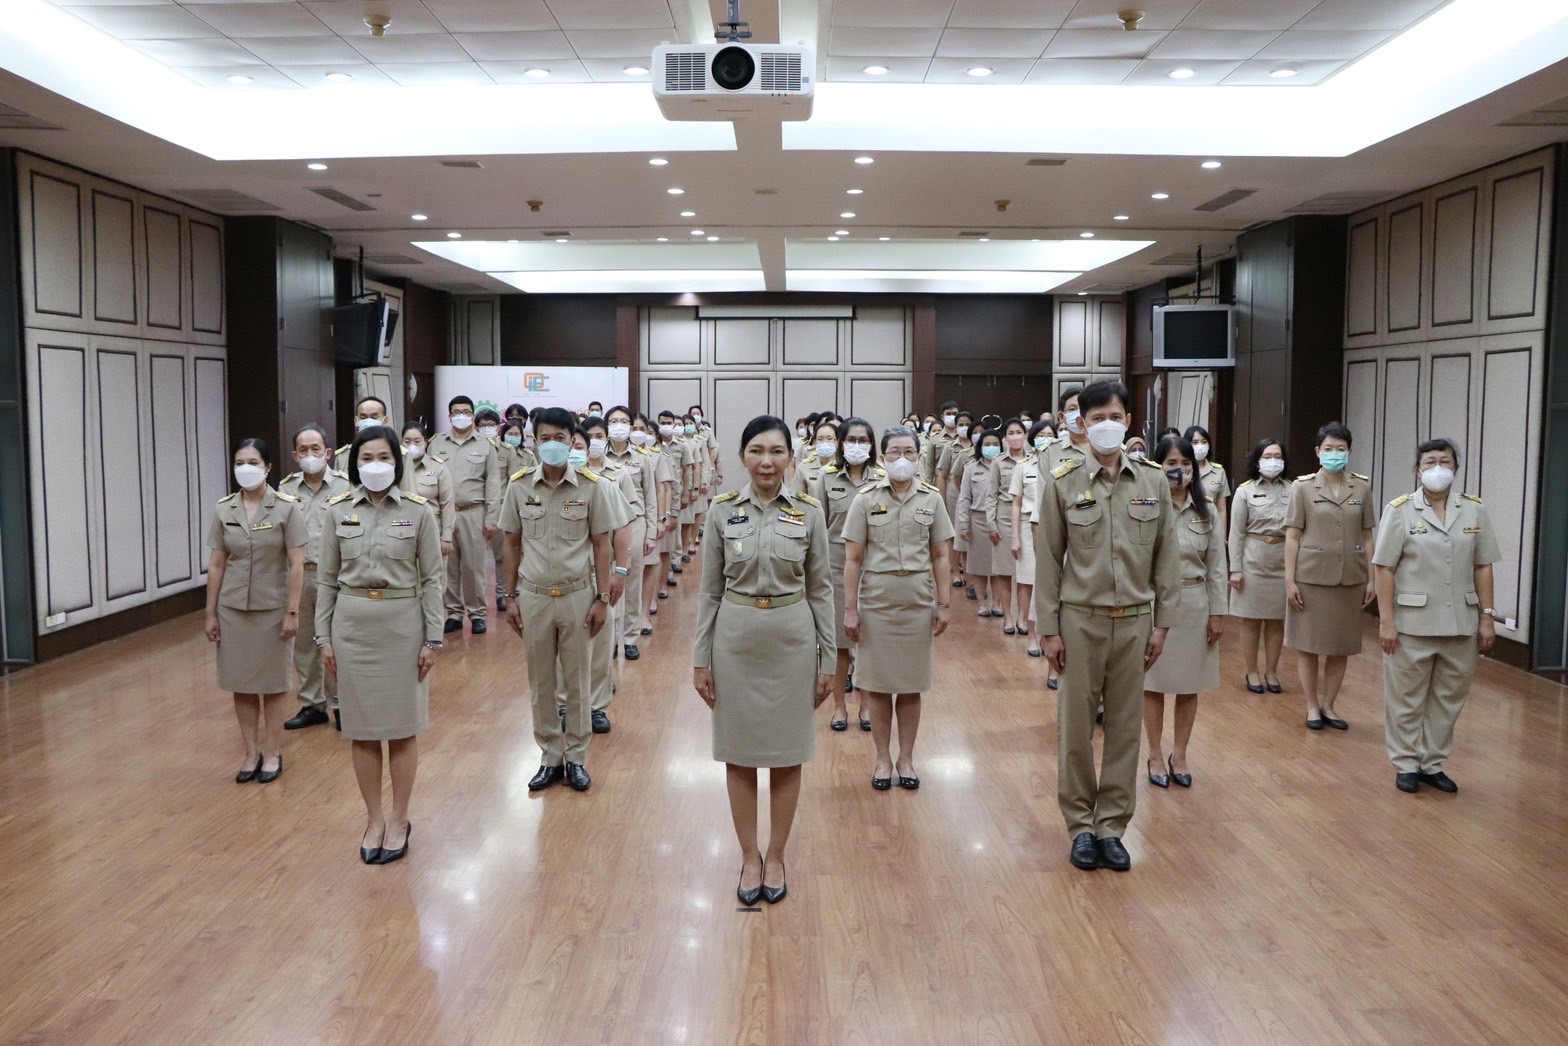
[883,448,919,460]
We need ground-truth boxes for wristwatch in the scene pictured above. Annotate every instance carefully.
[423,640,444,650]
[313,635,330,647]
[1482,608,1496,619]
[596,592,612,604]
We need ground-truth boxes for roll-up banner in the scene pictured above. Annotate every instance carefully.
[432,366,630,432]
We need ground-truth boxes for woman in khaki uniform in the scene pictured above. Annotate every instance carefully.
[399,422,455,558]
[656,412,686,594]
[694,416,834,906]
[1284,422,1377,731]
[986,418,1031,633]
[1185,425,1231,538]
[808,417,883,733]
[205,438,307,783]
[792,417,840,496]
[1142,435,1228,789]
[317,426,444,865]
[956,427,1003,617]
[936,411,975,586]
[843,427,955,792]
[1005,420,1053,665]
[1228,438,1291,694]
[678,416,705,563]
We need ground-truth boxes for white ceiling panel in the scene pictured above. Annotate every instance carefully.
[924,58,1035,83]
[237,35,362,63]
[65,5,219,38]
[126,36,263,66]
[1296,0,1451,31]
[302,1,448,36]
[378,61,495,86]
[190,3,331,37]
[1122,58,1243,84]
[53,0,180,5]
[1178,0,1321,31]
[277,63,399,88]
[825,56,933,82]
[423,0,557,33]
[1063,0,1199,31]
[947,0,1077,30]
[1254,30,1390,59]
[579,58,655,82]
[173,64,299,88]
[831,28,945,57]
[479,60,594,84]
[1022,57,1139,83]
[350,33,473,63]
[1149,30,1281,59]
[454,31,575,62]
[1043,30,1167,58]
[565,28,679,59]
[544,0,674,32]
[832,0,956,29]
[1220,59,1342,85]
[935,29,1055,59]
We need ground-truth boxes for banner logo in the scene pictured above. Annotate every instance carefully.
[524,371,550,392]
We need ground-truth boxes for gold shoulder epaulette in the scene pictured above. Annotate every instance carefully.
[1051,458,1082,480]
[1138,457,1162,469]
[218,492,237,504]
[1351,472,1370,482]
[326,491,353,505]
[332,469,349,479]
[873,465,887,477]
[1211,461,1225,470]
[635,445,652,455]
[919,481,940,494]
[282,472,300,483]
[1298,474,1316,481]
[796,492,820,508]
[1389,493,1412,508]
[510,466,532,482]
[1461,493,1483,504]
[823,463,840,474]
[577,467,601,482]
[713,489,740,504]
[274,490,299,503]
[402,492,428,505]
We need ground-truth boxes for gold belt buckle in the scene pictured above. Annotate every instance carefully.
[367,590,384,600]
[547,586,562,597]
[1106,605,1128,619]
[755,597,773,609]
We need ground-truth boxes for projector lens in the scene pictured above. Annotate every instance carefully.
[712,46,755,91]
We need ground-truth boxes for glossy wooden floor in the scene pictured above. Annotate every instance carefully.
[3,565,1568,1045]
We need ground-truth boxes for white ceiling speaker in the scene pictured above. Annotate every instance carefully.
[653,43,814,122]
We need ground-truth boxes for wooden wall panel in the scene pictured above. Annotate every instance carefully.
[713,319,770,366]
[782,376,839,423]
[1427,353,1473,491]
[29,173,83,319]
[1096,300,1125,369]
[188,219,225,336]
[1432,189,1476,327]
[1487,168,1544,321]
[143,206,183,330]
[464,299,496,365]
[91,190,137,326]
[149,355,192,588]
[645,375,703,417]
[1386,205,1422,333]
[1056,299,1088,368]
[709,377,770,493]
[1345,219,1378,337]
[95,348,147,600]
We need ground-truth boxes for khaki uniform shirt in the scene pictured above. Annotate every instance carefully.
[1197,460,1231,506]
[988,452,1029,525]
[792,452,829,495]
[208,488,307,610]
[1004,453,1045,524]
[277,469,350,565]
[1372,490,1500,636]
[315,487,445,642]
[1171,496,1230,615]
[496,441,538,479]
[921,431,954,485]
[399,457,456,544]
[608,444,659,543]
[810,463,886,547]
[1227,476,1290,578]
[1044,437,1088,473]
[693,483,836,673]
[1284,471,1377,587]
[938,442,976,496]
[598,457,644,532]
[498,465,630,588]
[656,439,684,504]
[1033,453,1182,635]
[842,479,956,574]
[956,458,999,539]
[427,430,502,525]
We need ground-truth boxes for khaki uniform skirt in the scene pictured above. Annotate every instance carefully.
[966,529,996,577]
[1144,581,1220,694]
[1014,521,1038,587]
[855,570,935,694]
[1231,538,1286,620]
[829,543,851,649]
[216,605,293,694]
[711,600,817,767]
[946,485,965,554]
[1285,582,1365,657]
[332,593,429,741]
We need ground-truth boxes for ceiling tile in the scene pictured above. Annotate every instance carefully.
[1176,0,1320,31]
[1123,58,1242,84]
[1149,30,1280,60]
[543,0,674,31]
[423,1,557,33]
[1023,57,1140,83]
[378,62,495,86]
[1294,0,1451,31]
[275,63,400,88]
[947,0,1077,29]
[190,4,331,37]
[923,58,1036,84]
[479,60,593,84]
[63,5,220,39]
[564,28,677,59]
[830,28,944,58]
[832,0,956,29]
[125,36,265,66]
[301,1,447,36]
[824,56,932,82]
[1220,59,1343,85]
[579,58,656,82]
[1044,30,1167,59]
[350,33,473,63]
[172,65,301,88]
[935,29,1055,59]
[52,0,178,6]
[238,35,363,64]
[1254,29,1390,59]
[453,31,575,62]
[1063,0,1198,31]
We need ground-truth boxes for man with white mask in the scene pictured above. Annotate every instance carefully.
[1035,381,1180,873]
[427,395,502,635]
[334,396,392,472]
[280,424,351,730]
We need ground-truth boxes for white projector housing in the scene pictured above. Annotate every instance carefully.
[653,43,814,122]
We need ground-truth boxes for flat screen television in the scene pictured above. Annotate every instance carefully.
[1153,304,1236,368]
[332,300,389,367]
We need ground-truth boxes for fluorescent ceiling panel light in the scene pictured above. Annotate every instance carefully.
[1201,160,1222,169]
[414,239,761,273]
[786,238,1152,272]
[787,270,1081,294]
[227,75,253,85]
[493,270,766,293]
[863,65,889,75]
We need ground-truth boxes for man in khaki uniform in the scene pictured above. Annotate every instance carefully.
[1047,386,1090,472]
[604,406,658,659]
[501,408,629,792]
[1373,439,1500,795]
[427,395,501,634]
[1035,381,1180,873]
[571,420,638,732]
[921,400,959,485]
[333,396,391,471]
[279,424,352,730]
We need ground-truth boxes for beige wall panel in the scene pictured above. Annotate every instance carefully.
[782,376,839,423]
[1427,353,1473,492]
[850,308,908,367]
[713,319,771,366]
[781,319,839,367]
[1478,347,1532,619]
[646,307,701,365]
[29,173,84,319]
[189,218,225,335]
[1431,188,1476,327]
[1486,168,1544,321]
[1386,205,1422,333]
[849,376,909,431]
[464,299,496,365]
[1055,299,1089,368]
[1342,357,1379,480]
[34,339,94,616]
[1096,299,1125,369]
[91,190,137,326]
[194,355,229,573]
[1345,218,1378,337]
[1378,357,1422,508]
[95,348,147,600]
[150,354,192,587]
[143,207,183,331]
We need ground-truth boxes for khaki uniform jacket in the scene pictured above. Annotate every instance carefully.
[315,486,445,643]
[809,463,886,548]
[1033,453,1182,635]
[938,442,976,495]
[427,431,502,526]
[598,457,644,533]
[1227,476,1290,576]
[1284,471,1377,587]
[208,488,308,610]
[496,441,538,479]
[693,483,836,674]
[498,465,630,587]
[608,444,659,544]
[277,470,350,565]
[1172,496,1230,615]
[956,457,999,539]
[1044,437,1088,473]
[920,431,954,485]
[1197,461,1231,506]
[792,452,828,495]
[842,479,957,573]
[398,457,455,544]
[1372,490,1501,636]
[988,452,1029,526]
[1003,453,1045,525]
[656,440,684,504]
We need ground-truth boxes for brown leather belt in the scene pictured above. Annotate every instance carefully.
[724,591,804,609]
[1063,601,1153,619]
[1247,534,1285,544]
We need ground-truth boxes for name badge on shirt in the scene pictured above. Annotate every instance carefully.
[1129,497,1157,506]
[1253,492,1269,499]
[566,499,587,508]
[1409,524,1428,535]
[914,508,934,520]
[1464,526,1483,534]
[727,515,749,526]
[1348,499,1364,506]
[340,514,360,525]
[250,522,274,531]
[870,503,889,516]
[390,519,415,527]
[526,495,543,506]
[1074,492,1096,507]
[468,451,486,462]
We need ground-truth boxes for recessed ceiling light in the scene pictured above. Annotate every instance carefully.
[879,236,891,241]
[1201,160,1223,169]
[667,187,685,195]
[307,162,328,171]
[679,211,697,219]
[966,66,994,77]
[835,230,849,237]
[1151,192,1170,200]
[1113,214,1130,221]
[656,237,668,242]
[827,236,839,241]
[1080,231,1095,238]
[1077,291,1089,296]
[525,68,550,79]
[863,65,890,75]
[854,156,875,165]
[840,211,856,219]
[226,74,254,85]
[648,157,669,166]
[978,237,990,242]
[846,188,863,195]
[324,72,353,83]
[1269,68,1298,79]
[1168,67,1196,80]
[447,232,462,239]
[623,65,649,75]
[707,235,719,241]
[691,229,705,236]
[411,213,428,221]
[555,238,569,243]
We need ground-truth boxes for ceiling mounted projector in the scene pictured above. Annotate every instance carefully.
[653,43,814,122]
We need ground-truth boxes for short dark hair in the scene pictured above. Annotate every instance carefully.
[292,424,329,450]
[588,400,603,408]
[657,409,676,422]
[448,395,474,413]
[740,414,792,454]
[347,426,403,488]
[475,408,501,425]
[1001,416,1028,438]
[1157,426,1182,441]
[1078,381,1131,415]
[583,415,608,437]
[1416,438,1460,468]
[1183,425,1212,446]
[498,420,525,443]
[1315,421,1353,448]
[1245,437,1288,482]
[1028,419,1054,445]
[811,417,840,440]
[955,410,975,425]
[1152,435,1210,522]
[1057,385,1084,413]
[837,417,877,469]
[400,421,426,440]
[535,407,577,437]
[881,425,920,453]
[355,395,388,416]
[235,437,272,469]
[688,404,704,414]
[505,403,527,418]
[605,404,633,423]
[939,400,959,414]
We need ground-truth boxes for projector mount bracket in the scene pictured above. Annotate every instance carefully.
[715,0,752,42]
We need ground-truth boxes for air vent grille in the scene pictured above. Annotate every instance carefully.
[1194,188,1258,212]
[1025,157,1067,167]
[1286,190,1392,214]
[542,230,571,238]
[171,188,281,213]
[307,186,376,212]
[663,51,706,92]
[958,230,991,238]
[440,160,484,169]
[759,52,802,92]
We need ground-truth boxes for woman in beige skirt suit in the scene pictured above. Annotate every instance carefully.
[318,426,444,866]
[843,427,955,793]
[1228,437,1291,695]
[986,418,1031,632]
[1284,422,1377,731]
[205,438,306,784]
[694,416,835,906]
[1005,420,1054,668]
[956,428,1003,617]
[1142,435,1228,789]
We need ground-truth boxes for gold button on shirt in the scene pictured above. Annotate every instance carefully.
[841,479,957,574]
[1373,490,1502,636]
[427,431,501,523]
[1284,471,1377,587]
[277,470,349,565]
[315,487,445,642]
[207,489,307,610]
[498,466,631,587]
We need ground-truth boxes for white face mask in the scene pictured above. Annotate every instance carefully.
[1127,450,1145,462]
[660,424,677,438]
[1086,419,1128,453]
[356,416,381,432]
[796,427,807,438]
[298,454,326,475]
[1421,465,1455,493]
[816,441,837,461]
[608,422,631,443]
[478,425,499,440]
[885,457,917,483]
[1258,458,1285,478]
[358,461,395,492]
[1063,409,1084,434]
[1191,441,1210,461]
[843,444,871,465]
[955,425,969,439]
[692,414,703,424]
[233,463,266,490]
[589,438,608,459]
[942,414,957,429]
[631,430,652,447]
[450,414,473,430]
[403,443,425,461]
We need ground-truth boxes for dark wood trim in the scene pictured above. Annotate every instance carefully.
[34,587,204,662]
[616,304,638,412]
[0,148,36,662]
[1490,634,1531,672]
[912,304,936,415]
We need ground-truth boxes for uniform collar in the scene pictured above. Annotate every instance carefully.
[737,480,796,509]
[350,485,405,506]
[1313,470,1351,501]
[1084,451,1132,482]
[446,428,478,445]
[1414,487,1457,529]
[527,464,580,488]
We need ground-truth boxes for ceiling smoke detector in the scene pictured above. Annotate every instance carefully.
[1117,9,1145,31]
[363,13,392,37]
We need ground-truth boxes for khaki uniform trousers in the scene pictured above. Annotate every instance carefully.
[490,528,507,598]
[622,545,646,647]
[1383,633,1478,774]
[444,505,488,620]
[293,566,336,710]
[559,602,616,715]
[1058,605,1152,840]
[522,584,594,764]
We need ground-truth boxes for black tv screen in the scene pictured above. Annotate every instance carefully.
[1154,305,1235,367]
[332,302,382,366]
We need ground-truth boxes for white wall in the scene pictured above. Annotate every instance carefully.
[1341,147,1552,644]
[16,153,227,636]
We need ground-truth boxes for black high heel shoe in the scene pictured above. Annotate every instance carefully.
[376,822,411,864]
[235,754,262,783]
[1147,759,1170,788]
[256,754,283,783]
[737,856,764,907]
[1168,755,1192,788]
[762,861,787,905]
[360,826,383,865]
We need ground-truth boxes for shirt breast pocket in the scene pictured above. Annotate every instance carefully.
[773,524,808,562]
[723,522,757,562]
[1127,502,1160,544]
[1186,518,1212,551]
[1068,504,1105,547]
[334,525,364,560]
[519,505,548,539]
[384,526,416,560]
[560,502,590,540]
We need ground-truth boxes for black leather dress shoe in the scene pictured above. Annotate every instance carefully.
[737,857,764,907]
[1147,761,1170,788]
[565,762,591,791]
[641,626,654,635]
[528,765,565,791]
[1396,771,1419,793]
[1096,837,1132,872]
[1070,832,1099,870]
[256,754,283,783]
[496,594,507,611]
[762,862,787,905]
[624,644,640,660]
[1265,677,1283,694]
[333,710,342,731]
[1167,756,1192,789]
[591,710,612,734]
[1244,675,1266,694]
[1323,714,1348,730]
[965,586,978,601]
[443,617,463,634]
[671,563,684,574]
[470,618,488,635]
[284,706,329,730]
[1305,718,1326,730]
[1418,770,1458,793]
[872,774,892,791]
[235,755,262,784]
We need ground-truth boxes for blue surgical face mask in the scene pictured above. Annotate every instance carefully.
[683,424,696,435]
[503,433,522,447]
[1319,449,1349,473]
[1034,436,1050,451]
[537,440,570,467]
[981,445,1001,461]
[567,449,589,469]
